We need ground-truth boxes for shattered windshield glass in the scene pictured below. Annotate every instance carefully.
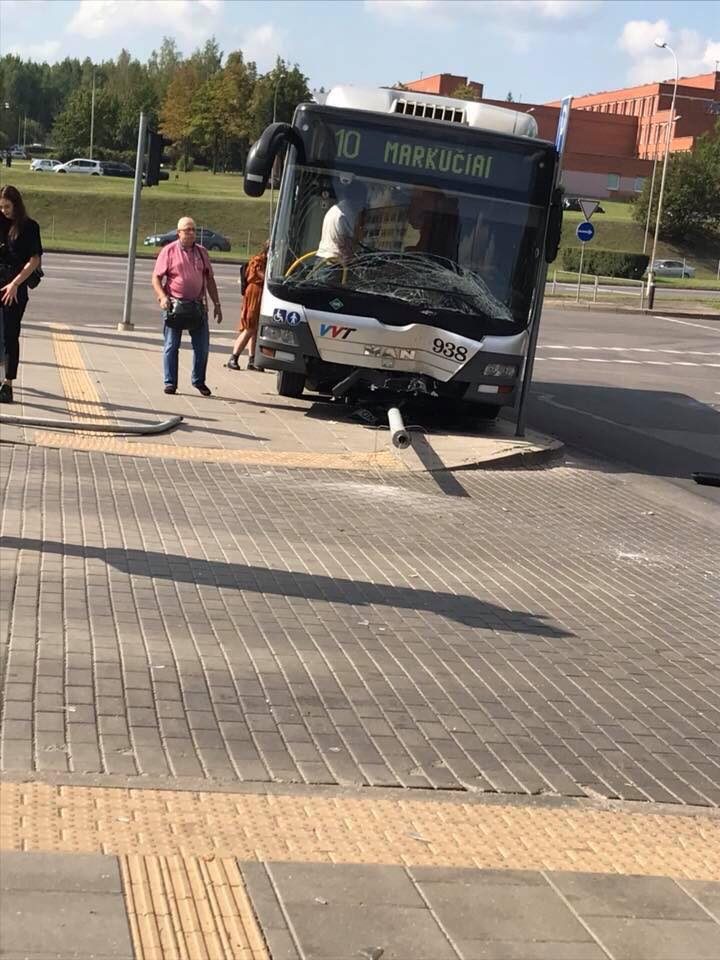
[270,164,545,327]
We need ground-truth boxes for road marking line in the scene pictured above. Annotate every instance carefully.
[539,346,720,357]
[656,316,720,333]
[2,781,719,880]
[537,357,720,368]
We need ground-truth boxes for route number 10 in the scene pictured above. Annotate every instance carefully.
[335,129,361,159]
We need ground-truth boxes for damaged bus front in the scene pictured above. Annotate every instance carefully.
[244,87,563,420]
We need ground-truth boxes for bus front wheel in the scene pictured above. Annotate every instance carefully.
[277,370,306,398]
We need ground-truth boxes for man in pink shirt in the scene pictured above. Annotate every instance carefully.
[152,216,223,396]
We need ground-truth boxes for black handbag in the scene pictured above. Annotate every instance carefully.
[26,266,43,290]
[166,298,205,332]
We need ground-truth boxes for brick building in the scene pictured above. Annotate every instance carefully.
[401,73,484,100]
[398,71,719,200]
[551,71,720,161]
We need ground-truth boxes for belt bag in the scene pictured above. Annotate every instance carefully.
[167,298,205,331]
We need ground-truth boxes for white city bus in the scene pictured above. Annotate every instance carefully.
[244,86,564,424]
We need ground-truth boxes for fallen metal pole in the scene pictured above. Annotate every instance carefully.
[0,414,183,435]
[388,406,411,449]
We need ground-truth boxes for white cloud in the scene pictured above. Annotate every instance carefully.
[239,22,286,70]
[3,39,62,62]
[365,0,600,23]
[364,0,436,19]
[618,20,720,84]
[66,0,222,43]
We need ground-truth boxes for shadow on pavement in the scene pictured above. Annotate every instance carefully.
[1,536,572,636]
[529,381,720,482]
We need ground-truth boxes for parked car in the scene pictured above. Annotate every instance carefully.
[650,259,696,279]
[563,197,605,213]
[54,158,103,175]
[143,226,231,251]
[99,160,135,178]
[9,146,27,159]
[30,158,61,172]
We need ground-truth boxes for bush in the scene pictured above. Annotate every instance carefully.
[561,248,649,279]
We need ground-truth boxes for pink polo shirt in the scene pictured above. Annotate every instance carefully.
[153,240,212,300]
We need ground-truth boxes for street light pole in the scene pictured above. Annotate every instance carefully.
[89,70,96,159]
[269,76,282,226]
[643,156,658,254]
[646,39,679,310]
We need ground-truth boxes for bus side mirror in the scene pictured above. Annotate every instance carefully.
[545,188,563,264]
[244,123,305,197]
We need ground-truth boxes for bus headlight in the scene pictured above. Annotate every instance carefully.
[483,363,517,378]
[261,325,298,346]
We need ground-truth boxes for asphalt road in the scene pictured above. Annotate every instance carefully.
[26,253,720,504]
[531,308,720,504]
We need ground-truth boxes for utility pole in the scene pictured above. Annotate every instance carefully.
[643,157,658,254]
[118,112,147,332]
[89,70,96,159]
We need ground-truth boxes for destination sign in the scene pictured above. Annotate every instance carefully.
[300,113,552,196]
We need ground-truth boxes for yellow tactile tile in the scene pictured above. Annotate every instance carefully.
[2,781,719,881]
[33,430,404,471]
[120,854,267,960]
[51,325,111,425]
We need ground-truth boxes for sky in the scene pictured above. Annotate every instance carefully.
[1,0,719,102]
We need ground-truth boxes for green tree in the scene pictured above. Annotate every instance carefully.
[451,84,481,102]
[506,91,515,102]
[188,37,222,83]
[147,37,183,102]
[249,59,311,141]
[161,63,202,168]
[634,120,720,240]
[51,84,117,158]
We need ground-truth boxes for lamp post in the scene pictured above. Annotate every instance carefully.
[646,39,679,310]
[269,76,283,226]
[89,70,96,159]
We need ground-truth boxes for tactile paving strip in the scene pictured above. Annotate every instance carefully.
[120,854,267,960]
[3,781,719,881]
[33,430,404,470]
[51,325,112,424]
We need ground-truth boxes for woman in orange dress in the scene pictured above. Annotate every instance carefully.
[227,242,268,371]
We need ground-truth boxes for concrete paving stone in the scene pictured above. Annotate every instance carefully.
[585,917,720,960]
[283,901,459,960]
[0,889,133,958]
[679,880,720,920]
[550,872,710,920]
[418,878,589,943]
[453,940,608,959]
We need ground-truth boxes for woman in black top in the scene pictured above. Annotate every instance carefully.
[0,185,43,403]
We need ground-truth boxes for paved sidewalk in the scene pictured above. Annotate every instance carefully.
[0,320,558,471]
[2,318,720,957]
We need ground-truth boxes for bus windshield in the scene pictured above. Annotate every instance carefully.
[267,111,554,335]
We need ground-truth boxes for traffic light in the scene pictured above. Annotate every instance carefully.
[145,130,171,186]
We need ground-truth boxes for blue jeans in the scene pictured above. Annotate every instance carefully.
[163,319,209,387]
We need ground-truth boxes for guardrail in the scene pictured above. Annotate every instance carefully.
[547,270,645,308]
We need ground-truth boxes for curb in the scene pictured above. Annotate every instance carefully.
[545,300,720,321]
[44,246,246,265]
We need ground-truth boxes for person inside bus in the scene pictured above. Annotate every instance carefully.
[405,187,460,263]
[316,179,367,266]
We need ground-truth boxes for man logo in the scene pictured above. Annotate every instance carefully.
[319,324,356,340]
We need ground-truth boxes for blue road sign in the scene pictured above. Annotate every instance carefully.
[576,221,595,243]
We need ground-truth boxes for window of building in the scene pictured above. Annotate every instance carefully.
[634,177,645,193]
[608,173,620,191]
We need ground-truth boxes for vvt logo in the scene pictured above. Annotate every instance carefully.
[319,324,356,340]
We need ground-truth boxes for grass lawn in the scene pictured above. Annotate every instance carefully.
[4,161,720,279]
